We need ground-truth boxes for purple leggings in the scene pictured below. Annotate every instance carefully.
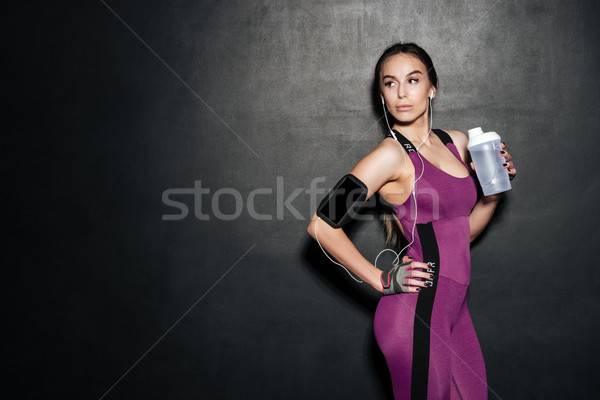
[374,276,487,399]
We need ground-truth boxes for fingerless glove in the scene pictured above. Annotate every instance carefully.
[381,261,412,295]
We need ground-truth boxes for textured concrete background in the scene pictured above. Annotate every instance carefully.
[7,0,600,398]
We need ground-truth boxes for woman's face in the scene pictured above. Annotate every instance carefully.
[380,54,435,125]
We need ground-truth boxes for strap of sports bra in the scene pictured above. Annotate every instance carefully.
[387,129,417,154]
[387,128,454,155]
[432,129,453,146]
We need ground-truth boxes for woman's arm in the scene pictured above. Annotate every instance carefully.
[306,139,406,293]
[469,194,503,242]
[469,142,516,241]
[307,210,384,290]
[445,130,516,242]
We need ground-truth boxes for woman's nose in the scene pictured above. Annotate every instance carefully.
[397,83,407,99]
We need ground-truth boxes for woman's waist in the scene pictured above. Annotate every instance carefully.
[405,247,471,286]
[398,214,471,230]
[403,217,472,285]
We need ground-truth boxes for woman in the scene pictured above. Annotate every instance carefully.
[306,42,516,399]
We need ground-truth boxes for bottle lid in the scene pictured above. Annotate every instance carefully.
[467,127,501,148]
[467,127,484,139]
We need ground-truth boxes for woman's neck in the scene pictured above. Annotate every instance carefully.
[393,117,431,147]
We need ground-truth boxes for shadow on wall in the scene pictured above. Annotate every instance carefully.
[302,203,395,399]
[303,236,395,399]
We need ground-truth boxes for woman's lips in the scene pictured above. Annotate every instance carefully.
[395,104,413,111]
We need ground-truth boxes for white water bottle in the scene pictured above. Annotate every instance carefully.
[467,127,511,196]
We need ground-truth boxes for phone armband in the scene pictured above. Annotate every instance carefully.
[316,174,368,228]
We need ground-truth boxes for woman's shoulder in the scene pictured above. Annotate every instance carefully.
[438,129,469,161]
[439,129,468,150]
[352,136,406,165]
[348,136,410,188]
[379,135,406,153]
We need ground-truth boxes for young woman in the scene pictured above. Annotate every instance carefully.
[307,42,516,399]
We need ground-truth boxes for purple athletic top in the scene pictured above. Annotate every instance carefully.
[391,129,478,285]
[374,129,488,399]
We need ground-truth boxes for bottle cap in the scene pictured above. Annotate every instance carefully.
[467,127,501,148]
[467,127,484,139]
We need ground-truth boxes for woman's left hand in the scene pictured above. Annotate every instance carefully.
[500,142,517,181]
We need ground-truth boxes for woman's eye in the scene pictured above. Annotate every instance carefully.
[384,81,396,87]
[408,78,419,84]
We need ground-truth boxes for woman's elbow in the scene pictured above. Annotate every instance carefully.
[469,229,482,243]
[307,212,319,239]
[307,221,316,239]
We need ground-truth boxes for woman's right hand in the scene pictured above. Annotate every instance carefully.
[380,256,435,294]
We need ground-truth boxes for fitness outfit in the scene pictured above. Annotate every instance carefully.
[374,129,488,399]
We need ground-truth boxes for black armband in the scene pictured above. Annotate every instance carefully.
[316,174,368,228]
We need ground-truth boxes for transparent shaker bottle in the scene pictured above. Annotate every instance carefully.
[467,127,511,196]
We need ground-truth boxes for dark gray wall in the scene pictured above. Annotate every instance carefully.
[7,0,600,398]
